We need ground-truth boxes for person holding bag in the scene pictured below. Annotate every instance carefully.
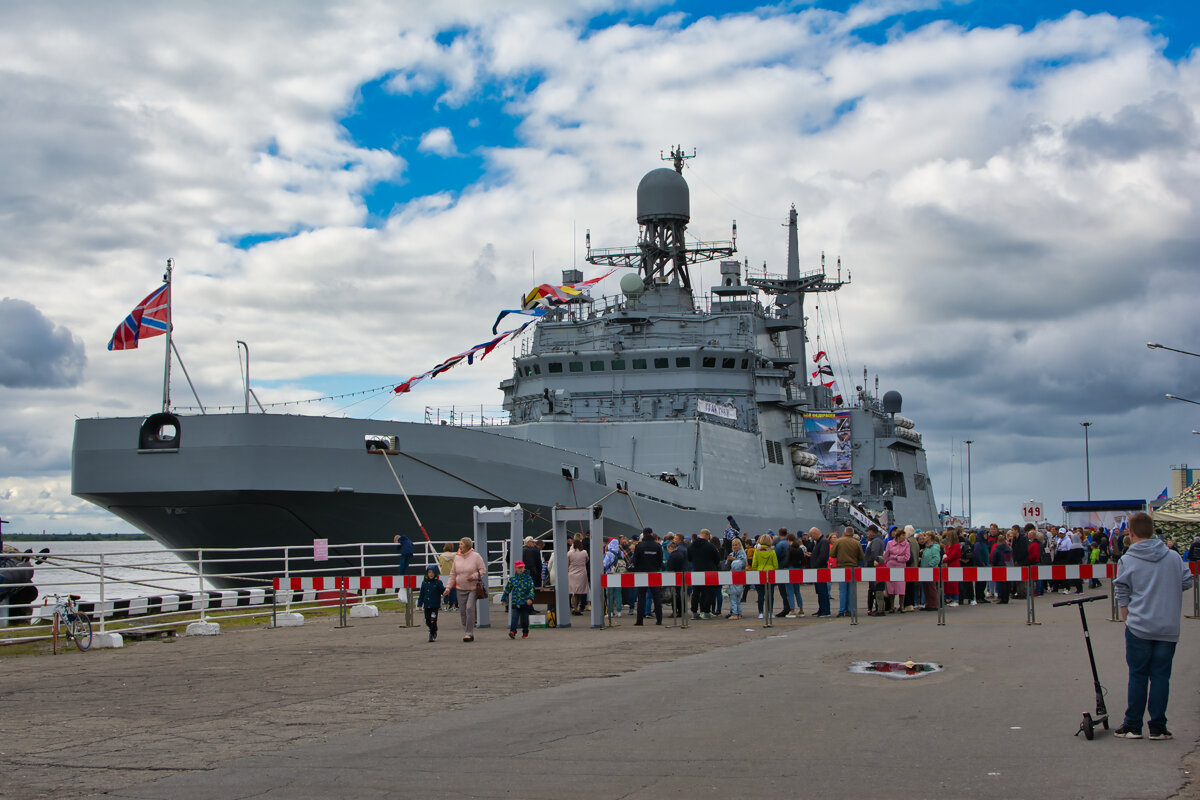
[445,537,487,642]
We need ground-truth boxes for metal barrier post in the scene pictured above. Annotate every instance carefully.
[283,547,292,613]
[764,573,773,628]
[404,581,414,628]
[1192,574,1199,619]
[272,580,278,629]
[197,551,207,623]
[681,577,689,629]
[849,573,858,625]
[337,578,348,628]
[936,569,945,626]
[1026,573,1039,625]
[98,553,107,634]
[1111,576,1120,622]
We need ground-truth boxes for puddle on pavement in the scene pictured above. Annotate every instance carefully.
[849,660,943,679]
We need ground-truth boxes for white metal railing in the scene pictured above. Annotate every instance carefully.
[0,538,513,647]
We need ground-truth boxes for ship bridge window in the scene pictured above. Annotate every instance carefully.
[548,362,563,374]
[870,470,907,498]
[654,357,668,369]
[722,357,736,369]
[611,359,626,370]
[633,358,647,370]
[533,364,541,374]
[741,358,749,369]
[676,356,691,368]
[702,357,717,368]
[569,361,583,373]
[590,360,605,371]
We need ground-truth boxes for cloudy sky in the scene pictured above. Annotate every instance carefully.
[2,0,1199,534]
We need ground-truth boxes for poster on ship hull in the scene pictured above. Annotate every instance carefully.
[804,410,853,484]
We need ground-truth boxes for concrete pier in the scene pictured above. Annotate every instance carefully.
[0,594,1196,799]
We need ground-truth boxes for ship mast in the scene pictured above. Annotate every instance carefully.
[586,146,735,292]
[746,206,847,403]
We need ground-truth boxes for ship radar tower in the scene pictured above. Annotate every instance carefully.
[586,146,735,295]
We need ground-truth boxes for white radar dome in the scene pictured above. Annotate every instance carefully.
[620,272,645,297]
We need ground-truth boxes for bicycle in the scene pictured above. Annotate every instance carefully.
[50,593,92,653]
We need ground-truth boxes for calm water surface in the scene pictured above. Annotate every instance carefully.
[16,539,211,602]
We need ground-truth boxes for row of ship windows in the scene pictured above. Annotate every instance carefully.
[524,356,751,377]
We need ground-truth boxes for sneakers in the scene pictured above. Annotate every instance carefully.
[947,601,959,607]
[969,600,978,606]
[775,610,789,618]
[757,613,764,619]
[508,630,516,639]
[795,611,805,617]
[522,631,529,639]
[786,613,797,618]
[1113,725,1143,739]
[1149,728,1172,741]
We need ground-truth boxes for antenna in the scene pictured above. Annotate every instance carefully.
[660,144,696,173]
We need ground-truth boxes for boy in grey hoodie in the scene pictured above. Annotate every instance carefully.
[1112,512,1193,740]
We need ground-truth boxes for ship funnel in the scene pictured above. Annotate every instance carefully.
[881,390,903,414]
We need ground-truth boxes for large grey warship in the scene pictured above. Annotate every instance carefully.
[72,151,937,584]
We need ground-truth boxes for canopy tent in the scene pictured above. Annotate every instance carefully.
[1150,482,1200,550]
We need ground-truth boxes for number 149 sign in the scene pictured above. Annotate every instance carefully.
[1021,501,1045,522]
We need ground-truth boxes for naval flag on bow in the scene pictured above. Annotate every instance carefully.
[107,283,170,351]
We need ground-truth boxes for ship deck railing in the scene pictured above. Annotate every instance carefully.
[0,537,551,647]
[424,405,510,427]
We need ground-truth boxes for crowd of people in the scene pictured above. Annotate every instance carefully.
[418,520,1199,640]
[514,518,1200,625]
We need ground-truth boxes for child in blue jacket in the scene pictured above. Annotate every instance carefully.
[501,560,536,639]
[417,568,445,642]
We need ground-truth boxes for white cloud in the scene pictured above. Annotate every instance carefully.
[0,1,1198,533]
[417,126,459,156]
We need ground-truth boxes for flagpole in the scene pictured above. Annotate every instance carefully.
[162,258,173,412]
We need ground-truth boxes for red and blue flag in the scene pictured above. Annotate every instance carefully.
[108,284,170,351]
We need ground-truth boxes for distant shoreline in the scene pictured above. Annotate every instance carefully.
[4,533,152,541]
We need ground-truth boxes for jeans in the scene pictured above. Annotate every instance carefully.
[636,586,662,624]
[423,607,438,637]
[728,585,742,616]
[509,604,531,634]
[837,581,852,614]
[786,583,803,612]
[605,586,622,614]
[1124,628,1177,731]
[815,583,831,616]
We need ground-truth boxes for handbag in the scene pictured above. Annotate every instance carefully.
[475,582,488,599]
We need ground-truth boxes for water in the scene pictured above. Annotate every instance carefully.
[14,539,211,603]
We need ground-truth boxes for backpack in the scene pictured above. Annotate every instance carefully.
[612,553,628,574]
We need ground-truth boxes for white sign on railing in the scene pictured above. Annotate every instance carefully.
[698,399,737,420]
[313,539,329,561]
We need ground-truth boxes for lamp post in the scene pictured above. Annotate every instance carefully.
[964,440,973,527]
[1080,422,1092,501]
[1166,394,1200,407]
[1147,342,1200,359]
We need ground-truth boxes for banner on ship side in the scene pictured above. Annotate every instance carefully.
[698,399,737,421]
[804,410,852,484]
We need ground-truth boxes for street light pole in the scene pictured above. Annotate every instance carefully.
[1080,422,1092,501]
[964,440,973,527]
[1147,342,1200,359]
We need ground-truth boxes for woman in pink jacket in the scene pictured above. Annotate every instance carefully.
[444,537,487,641]
[882,529,912,614]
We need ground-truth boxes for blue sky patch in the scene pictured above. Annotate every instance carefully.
[340,74,525,223]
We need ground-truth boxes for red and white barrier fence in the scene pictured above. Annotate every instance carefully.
[601,564,1120,589]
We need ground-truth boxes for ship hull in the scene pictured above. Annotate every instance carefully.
[73,413,854,586]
